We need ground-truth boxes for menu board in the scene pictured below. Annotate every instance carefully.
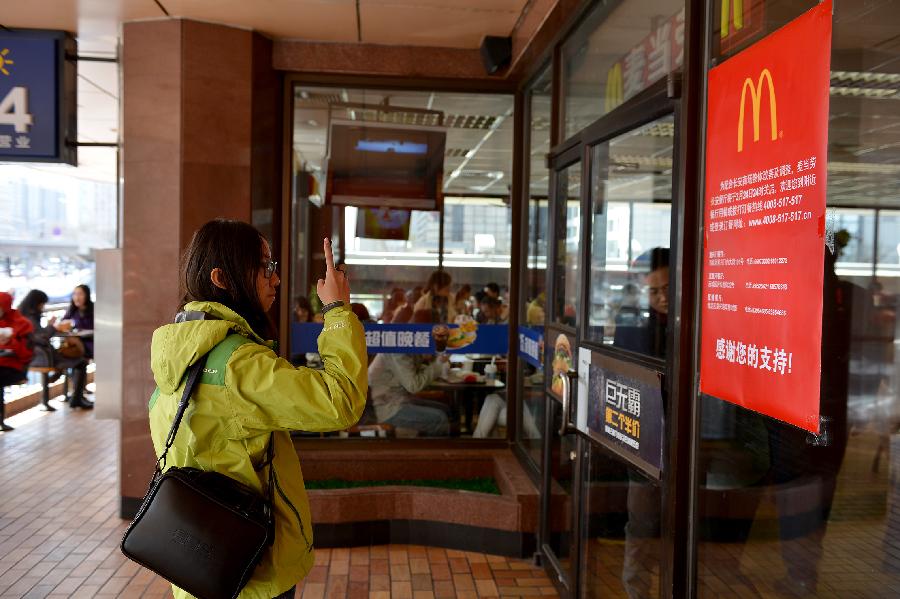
[699,1,832,434]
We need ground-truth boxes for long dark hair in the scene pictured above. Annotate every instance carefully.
[18,289,49,321]
[180,219,273,339]
[67,284,94,317]
[425,270,452,295]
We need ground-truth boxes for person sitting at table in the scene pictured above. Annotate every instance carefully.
[483,282,501,300]
[380,287,407,323]
[62,284,94,359]
[472,392,541,439]
[526,292,546,326]
[367,315,450,437]
[475,296,503,324]
[18,290,92,410]
[453,285,472,317]
[413,271,454,323]
[0,291,34,431]
[293,295,313,324]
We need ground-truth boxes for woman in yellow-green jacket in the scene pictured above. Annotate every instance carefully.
[148,219,367,599]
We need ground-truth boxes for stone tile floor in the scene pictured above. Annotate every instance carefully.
[0,401,558,598]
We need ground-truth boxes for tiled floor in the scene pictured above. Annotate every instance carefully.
[0,402,558,598]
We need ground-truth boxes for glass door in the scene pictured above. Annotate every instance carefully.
[539,86,678,598]
[539,147,584,593]
[577,112,676,599]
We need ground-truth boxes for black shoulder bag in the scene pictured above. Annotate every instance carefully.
[121,353,276,599]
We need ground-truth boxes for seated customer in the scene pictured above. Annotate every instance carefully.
[18,290,93,409]
[476,296,504,324]
[62,285,94,359]
[472,392,541,439]
[0,292,34,431]
[367,351,450,437]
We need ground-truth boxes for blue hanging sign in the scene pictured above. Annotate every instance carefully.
[0,30,77,164]
[292,322,509,355]
[518,326,544,369]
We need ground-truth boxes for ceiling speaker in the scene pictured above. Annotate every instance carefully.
[480,36,512,75]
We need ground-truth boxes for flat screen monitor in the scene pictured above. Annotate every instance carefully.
[356,208,412,240]
[325,120,446,210]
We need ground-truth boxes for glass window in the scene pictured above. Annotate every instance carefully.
[586,115,674,355]
[0,150,118,303]
[553,162,582,328]
[562,0,684,138]
[291,86,514,440]
[580,442,662,598]
[877,210,900,280]
[519,66,552,468]
[697,1,900,596]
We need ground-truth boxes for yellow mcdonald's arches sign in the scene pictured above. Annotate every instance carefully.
[737,68,777,152]
[721,0,744,39]
[605,62,623,113]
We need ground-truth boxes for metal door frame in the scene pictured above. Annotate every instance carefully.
[538,77,687,597]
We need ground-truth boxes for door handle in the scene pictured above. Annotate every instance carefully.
[558,370,578,436]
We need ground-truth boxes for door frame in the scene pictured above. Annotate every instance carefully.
[538,78,687,597]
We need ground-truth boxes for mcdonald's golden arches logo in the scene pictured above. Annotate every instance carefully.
[722,0,744,39]
[737,68,778,152]
[605,63,623,113]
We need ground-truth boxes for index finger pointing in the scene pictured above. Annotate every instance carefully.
[324,237,336,271]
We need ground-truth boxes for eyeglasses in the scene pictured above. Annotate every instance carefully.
[262,260,278,279]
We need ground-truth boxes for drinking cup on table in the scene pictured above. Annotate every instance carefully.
[432,324,450,353]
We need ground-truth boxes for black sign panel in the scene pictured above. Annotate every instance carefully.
[581,350,664,478]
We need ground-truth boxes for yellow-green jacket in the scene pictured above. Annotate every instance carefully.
[148,301,367,599]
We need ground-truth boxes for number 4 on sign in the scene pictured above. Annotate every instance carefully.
[0,87,33,133]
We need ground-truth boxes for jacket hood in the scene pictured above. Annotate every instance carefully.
[150,301,272,394]
[0,292,12,313]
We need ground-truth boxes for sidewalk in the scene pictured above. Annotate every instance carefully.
[0,406,557,598]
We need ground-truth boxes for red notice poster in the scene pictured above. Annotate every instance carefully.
[700,0,832,434]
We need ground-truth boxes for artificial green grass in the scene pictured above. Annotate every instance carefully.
[305,477,500,495]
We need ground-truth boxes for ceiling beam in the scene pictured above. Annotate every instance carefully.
[274,41,497,82]
[274,0,586,91]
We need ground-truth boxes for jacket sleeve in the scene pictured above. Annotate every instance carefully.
[388,354,441,395]
[4,334,32,362]
[30,323,55,347]
[227,306,369,434]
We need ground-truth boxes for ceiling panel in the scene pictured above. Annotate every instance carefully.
[359,1,524,48]
[164,0,358,43]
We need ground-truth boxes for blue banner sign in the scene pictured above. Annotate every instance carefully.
[0,30,76,164]
[518,326,544,369]
[292,322,509,355]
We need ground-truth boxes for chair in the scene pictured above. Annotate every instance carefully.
[0,374,28,432]
[27,366,58,412]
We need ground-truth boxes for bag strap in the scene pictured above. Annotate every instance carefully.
[154,350,277,508]
[155,353,208,474]
[153,334,276,542]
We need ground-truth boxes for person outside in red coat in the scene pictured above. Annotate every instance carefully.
[0,292,34,431]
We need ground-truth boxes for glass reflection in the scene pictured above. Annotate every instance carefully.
[587,116,674,356]
[698,0,900,595]
[580,443,662,598]
[518,66,552,465]
[554,163,582,328]
[562,0,684,137]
